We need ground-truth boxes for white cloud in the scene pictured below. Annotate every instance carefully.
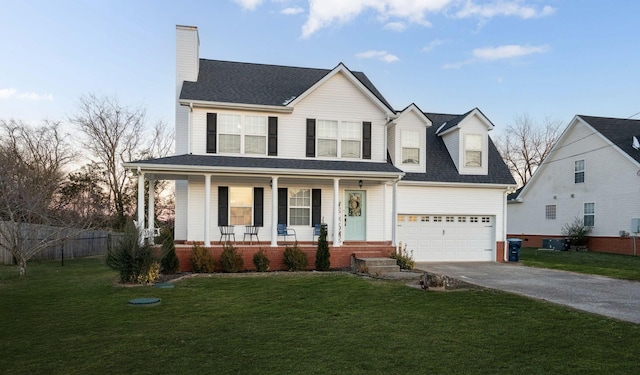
[455,0,556,19]
[0,88,53,101]
[356,50,399,63]
[473,44,549,60]
[383,21,406,32]
[302,0,453,38]
[422,38,445,52]
[443,43,548,69]
[281,6,305,15]
[234,0,264,11]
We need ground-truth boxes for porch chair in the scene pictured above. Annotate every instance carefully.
[312,223,326,243]
[243,225,260,244]
[277,223,297,244]
[219,225,236,244]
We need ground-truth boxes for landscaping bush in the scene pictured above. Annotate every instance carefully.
[315,224,330,271]
[253,248,270,272]
[190,244,216,273]
[562,217,592,247]
[283,242,308,271]
[106,221,160,284]
[220,242,244,273]
[390,242,415,270]
[159,227,179,274]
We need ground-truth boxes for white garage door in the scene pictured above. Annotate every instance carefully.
[397,214,495,262]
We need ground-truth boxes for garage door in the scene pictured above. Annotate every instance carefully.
[397,215,495,262]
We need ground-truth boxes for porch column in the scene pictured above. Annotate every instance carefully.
[271,177,279,247]
[137,171,145,243]
[333,178,341,247]
[392,180,398,247]
[147,179,155,242]
[204,174,211,247]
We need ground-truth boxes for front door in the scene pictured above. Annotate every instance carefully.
[344,190,366,241]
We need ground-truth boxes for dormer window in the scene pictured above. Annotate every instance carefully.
[464,134,482,167]
[401,130,420,164]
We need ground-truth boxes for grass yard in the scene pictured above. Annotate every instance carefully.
[1,258,639,374]
[520,247,640,281]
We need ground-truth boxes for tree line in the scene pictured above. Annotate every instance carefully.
[0,94,173,275]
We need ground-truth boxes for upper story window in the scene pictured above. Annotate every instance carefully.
[575,160,585,183]
[218,114,267,155]
[464,134,482,167]
[401,130,420,164]
[317,120,361,158]
[584,202,595,227]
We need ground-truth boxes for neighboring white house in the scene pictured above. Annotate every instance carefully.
[508,115,640,255]
[124,25,516,264]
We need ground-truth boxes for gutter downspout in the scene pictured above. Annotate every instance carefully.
[503,188,509,262]
[188,102,193,154]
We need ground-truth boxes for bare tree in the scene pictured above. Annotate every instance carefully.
[70,94,174,229]
[495,114,563,186]
[0,119,80,276]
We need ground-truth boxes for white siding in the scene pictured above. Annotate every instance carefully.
[397,185,506,240]
[175,26,199,155]
[441,131,459,170]
[508,121,640,237]
[387,124,396,164]
[458,114,489,175]
[393,110,427,173]
[174,180,188,241]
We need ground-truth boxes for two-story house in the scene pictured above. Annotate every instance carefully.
[124,25,515,270]
[508,115,640,255]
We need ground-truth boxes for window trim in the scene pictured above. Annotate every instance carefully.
[401,130,420,165]
[575,159,585,183]
[217,113,268,155]
[464,134,483,168]
[288,188,312,226]
[545,204,557,220]
[316,119,362,159]
[584,202,595,227]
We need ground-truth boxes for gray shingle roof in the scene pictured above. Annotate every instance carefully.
[400,112,516,185]
[180,59,394,110]
[579,115,640,164]
[131,154,403,175]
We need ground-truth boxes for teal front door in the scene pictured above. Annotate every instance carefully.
[344,190,366,241]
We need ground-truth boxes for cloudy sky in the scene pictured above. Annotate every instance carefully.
[1,0,639,134]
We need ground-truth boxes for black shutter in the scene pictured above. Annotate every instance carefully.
[218,186,228,226]
[277,188,288,225]
[312,189,321,226]
[253,187,264,227]
[206,113,217,154]
[268,116,278,156]
[306,118,316,157]
[362,121,372,160]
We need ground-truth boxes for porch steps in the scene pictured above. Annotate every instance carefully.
[354,257,400,275]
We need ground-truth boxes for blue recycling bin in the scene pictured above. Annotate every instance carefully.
[508,238,522,262]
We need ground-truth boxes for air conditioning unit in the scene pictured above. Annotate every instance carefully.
[619,230,630,237]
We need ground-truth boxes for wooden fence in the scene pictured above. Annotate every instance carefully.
[0,221,124,265]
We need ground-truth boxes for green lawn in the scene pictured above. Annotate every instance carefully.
[1,258,639,374]
[519,247,640,281]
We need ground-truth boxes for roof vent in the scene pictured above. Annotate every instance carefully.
[633,136,640,150]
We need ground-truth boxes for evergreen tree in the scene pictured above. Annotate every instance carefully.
[159,227,179,274]
[315,225,330,271]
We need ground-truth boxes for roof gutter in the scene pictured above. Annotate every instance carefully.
[179,99,294,113]
[398,180,517,190]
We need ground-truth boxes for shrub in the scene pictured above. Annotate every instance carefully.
[220,242,244,273]
[390,242,415,270]
[562,217,592,246]
[283,242,308,271]
[190,244,216,273]
[315,224,330,271]
[253,248,270,272]
[106,221,160,284]
[159,227,179,274]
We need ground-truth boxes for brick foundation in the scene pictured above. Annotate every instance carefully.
[507,234,640,256]
[496,241,506,262]
[173,242,395,272]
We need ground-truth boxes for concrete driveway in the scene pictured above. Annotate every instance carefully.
[415,262,640,324]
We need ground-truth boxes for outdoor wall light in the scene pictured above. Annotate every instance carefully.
[358,180,363,188]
